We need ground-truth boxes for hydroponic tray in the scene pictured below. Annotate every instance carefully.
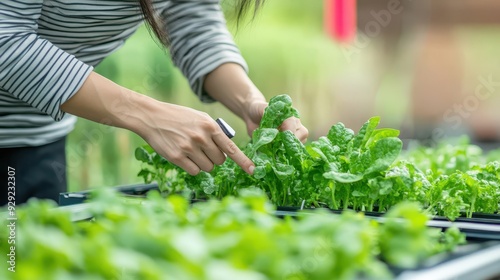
[273,209,500,242]
[59,183,500,241]
[394,241,500,280]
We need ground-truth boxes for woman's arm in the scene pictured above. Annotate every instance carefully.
[162,0,308,142]
[204,63,309,142]
[0,0,93,121]
[61,72,255,175]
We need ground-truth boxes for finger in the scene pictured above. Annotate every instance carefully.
[295,117,302,130]
[296,127,309,143]
[295,119,309,143]
[279,118,298,132]
[213,132,255,174]
[187,150,215,173]
[170,155,201,176]
[202,142,227,166]
[279,117,308,142]
[255,102,267,119]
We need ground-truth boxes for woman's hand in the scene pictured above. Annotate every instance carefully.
[244,99,309,143]
[278,116,309,143]
[139,102,255,176]
[204,63,309,143]
[61,72,255,176]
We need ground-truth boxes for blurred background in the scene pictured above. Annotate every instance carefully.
[67,0,500,192]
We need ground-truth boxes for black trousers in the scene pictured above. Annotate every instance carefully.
[0,137,67,206]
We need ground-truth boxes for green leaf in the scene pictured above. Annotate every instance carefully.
[260,94,299,129]
[365,128,400,148]
[272,163,295,180]
[251,128,279,156]
[137,169,153,183]
[364,138,403,175]
[327,122,354,151]
[324,171,364,183]
[353,116,380,150]
[135,146,152,163]
[379,202,432,268]
[253,166,267,179]
[280,130,309,169]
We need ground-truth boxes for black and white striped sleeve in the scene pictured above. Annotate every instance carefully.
[162,0,249,103]
[0,0,93,121]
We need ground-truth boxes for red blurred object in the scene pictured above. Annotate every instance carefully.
[324,0,357,43]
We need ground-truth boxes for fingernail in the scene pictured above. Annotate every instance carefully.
[248,165,255,174]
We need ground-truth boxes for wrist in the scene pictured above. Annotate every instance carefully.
[110,89,160,139]
[204,63,267,120]
[240,87,267,122]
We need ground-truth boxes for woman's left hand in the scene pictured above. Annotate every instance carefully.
[245,100,309,143]
[203,63,308,143]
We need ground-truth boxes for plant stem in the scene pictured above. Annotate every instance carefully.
[329,181,338,209]
[343,185,351,210]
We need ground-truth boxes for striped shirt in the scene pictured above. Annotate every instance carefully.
[0,0,248,147]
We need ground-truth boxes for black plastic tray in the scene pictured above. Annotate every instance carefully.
[59,183,159,206]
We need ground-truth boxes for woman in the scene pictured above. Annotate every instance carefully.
[0,0,308,206]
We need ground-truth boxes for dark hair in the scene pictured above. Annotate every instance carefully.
[138,0,264,46]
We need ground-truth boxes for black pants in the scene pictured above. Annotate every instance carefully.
[0,137,67,206]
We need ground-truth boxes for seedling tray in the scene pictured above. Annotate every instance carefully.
[59,183,500,241]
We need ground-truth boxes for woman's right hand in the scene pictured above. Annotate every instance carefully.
[61,72,254,176]
[136,102,255,176]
